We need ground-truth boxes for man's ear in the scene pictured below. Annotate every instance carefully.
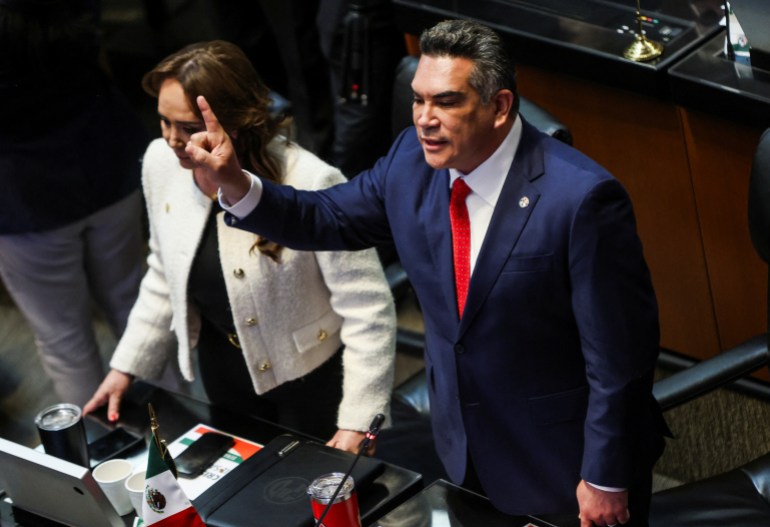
[493,89,514,127]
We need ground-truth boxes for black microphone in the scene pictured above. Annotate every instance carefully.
[360,412,385,451]
[313,413,385,527]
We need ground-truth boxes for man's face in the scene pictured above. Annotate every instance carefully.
[411,55,504,174]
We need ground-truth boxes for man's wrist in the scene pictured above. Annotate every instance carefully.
[586,481,625,492]
[218,171,262,219]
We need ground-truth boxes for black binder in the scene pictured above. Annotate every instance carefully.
[193,434,384,527]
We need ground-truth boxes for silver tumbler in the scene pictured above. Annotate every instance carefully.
[35,403,90,467]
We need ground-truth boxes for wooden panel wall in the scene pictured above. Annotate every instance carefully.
[516,64,723,360]
[679,109,767,351]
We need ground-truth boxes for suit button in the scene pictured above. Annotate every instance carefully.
[258,361,271,372]
[233,268,245,278]
[245,317,258,326]
[317,329,327,341]
[454,344,465,354]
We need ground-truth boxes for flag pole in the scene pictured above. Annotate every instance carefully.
[148,402,177,478]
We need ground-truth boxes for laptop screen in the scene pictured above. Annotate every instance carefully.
[0,438,125,527]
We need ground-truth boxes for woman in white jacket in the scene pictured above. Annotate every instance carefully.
[84,40,396,453]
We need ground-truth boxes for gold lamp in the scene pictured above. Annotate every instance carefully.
[623,0,664,62]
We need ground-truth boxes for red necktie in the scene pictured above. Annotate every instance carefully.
[450,178,472,317]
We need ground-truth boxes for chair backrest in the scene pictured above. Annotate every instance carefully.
[748,128,770,339]
[749,128,770,265]
[390,55,573,145]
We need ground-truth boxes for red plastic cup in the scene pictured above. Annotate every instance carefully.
[307,472,362,527]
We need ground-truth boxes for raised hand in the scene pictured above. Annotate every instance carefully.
[185,95,252,204]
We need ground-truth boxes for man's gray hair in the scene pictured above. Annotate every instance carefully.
[419,19,518,109]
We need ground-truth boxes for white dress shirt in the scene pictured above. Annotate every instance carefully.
[449,115,522,274]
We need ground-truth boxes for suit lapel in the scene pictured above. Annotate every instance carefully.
[423,168,460,320]
[459,120,545,334]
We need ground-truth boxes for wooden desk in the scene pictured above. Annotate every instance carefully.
[371,479,562,527]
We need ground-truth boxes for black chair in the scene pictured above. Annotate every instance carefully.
[648,128,770,527]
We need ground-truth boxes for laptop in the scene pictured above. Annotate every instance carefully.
[194,434,384,527]
[0,437,125,527]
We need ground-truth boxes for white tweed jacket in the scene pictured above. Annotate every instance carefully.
[110,137,396,431]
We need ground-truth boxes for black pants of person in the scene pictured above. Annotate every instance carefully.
[197,318,343,442]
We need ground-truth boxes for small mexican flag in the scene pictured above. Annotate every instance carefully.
[142,431,206,526]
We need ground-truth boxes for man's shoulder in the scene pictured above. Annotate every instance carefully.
[390,126,425,159]
[375,126,433,178]
[513,131,624,208]
[533,133,615,186]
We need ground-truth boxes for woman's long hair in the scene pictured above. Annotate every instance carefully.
[142,40,285,260]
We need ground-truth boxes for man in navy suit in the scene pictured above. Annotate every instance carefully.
[186,19,666,527]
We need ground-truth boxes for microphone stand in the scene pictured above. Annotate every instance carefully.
[313,414,385,527]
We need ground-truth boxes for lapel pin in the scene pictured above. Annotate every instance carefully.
[518,196,530,208]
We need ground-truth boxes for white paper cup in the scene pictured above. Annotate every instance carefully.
[92,458,134,515]
[125,470,146,519]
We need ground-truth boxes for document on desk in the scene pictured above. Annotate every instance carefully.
[167,424,262,500]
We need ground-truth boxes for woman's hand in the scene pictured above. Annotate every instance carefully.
[82,369,133,422]
[185,95,252,205]
[326,430,376,455]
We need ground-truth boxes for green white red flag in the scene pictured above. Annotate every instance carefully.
[141,431,205,527]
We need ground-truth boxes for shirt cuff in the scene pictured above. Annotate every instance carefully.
[218,170,262,219]
[586,482,625,492]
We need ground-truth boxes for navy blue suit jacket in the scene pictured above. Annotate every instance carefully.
[230,119,665,515]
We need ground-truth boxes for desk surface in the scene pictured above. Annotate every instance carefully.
[371,479,561,527]
[392,0,724,97]
[669,32,770,126]
[1,383,422,527]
